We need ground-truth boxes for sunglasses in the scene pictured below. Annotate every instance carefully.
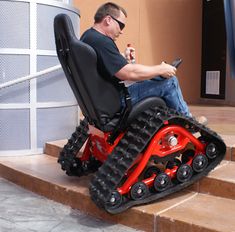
[109,15,125,31]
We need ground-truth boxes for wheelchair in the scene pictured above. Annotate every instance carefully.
[54,14,226,214]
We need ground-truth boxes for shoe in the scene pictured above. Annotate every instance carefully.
[195,115,208,126]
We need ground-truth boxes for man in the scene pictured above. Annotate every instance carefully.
[80,2,207,123]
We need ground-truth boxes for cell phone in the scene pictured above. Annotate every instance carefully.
[172,58,182,68]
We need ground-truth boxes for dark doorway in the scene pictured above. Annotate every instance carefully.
[201,0,226,99]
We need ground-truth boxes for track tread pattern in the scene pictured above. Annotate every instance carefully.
[58,118,90,176]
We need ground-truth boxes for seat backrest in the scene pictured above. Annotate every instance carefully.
[54,14,123,129]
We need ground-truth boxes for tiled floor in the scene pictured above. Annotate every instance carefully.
[0,177,141,232]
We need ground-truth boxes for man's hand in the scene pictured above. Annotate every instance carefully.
[124,45,135,63]
[159,62,177,78]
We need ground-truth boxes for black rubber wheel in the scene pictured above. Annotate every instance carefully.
[130,182,149,200]
[192,154,208,172]
[176,164,193,183]
[106,191,123,209]
[206,142,218,159]
[65,157,83,176]
[144,166,161,179]
[154,173,171,192]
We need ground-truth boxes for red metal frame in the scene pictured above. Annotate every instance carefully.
[80,125,124,162]
[117,125,206,195]
[80,124,206,196]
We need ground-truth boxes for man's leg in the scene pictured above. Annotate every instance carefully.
[127,76,191,116]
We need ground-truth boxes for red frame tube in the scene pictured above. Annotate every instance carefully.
[117,125,205,195]
[80,125,124,163]
[81,124,206,196]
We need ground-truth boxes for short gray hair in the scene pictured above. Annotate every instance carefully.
[94,2,127,23]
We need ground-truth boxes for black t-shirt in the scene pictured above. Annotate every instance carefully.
[80,28,128,83]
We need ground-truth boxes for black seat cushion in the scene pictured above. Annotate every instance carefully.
[103,96,166,131]
[127,96,166,123]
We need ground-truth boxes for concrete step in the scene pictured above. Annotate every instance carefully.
[220,134,235,161]
[0,154,235,232]
[44,139,67,158]
[44,137,235,201]
[44,134,235,161]
[198,160,235,201]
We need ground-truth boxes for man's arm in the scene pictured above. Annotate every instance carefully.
[115,62,177,81]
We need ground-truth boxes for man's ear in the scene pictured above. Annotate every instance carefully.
[104,15,112,26]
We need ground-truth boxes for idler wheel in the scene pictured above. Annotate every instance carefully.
[192,154,208,172]
[176,164,193,183]
[106,190,122,209]
[206,142,218,159]
[130,182,149,200]
[144,166,161,179]
[154,173,171,192]
[65,157,83,176]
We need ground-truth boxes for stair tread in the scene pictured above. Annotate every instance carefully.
[46,139,67,147]
[198,160,235,201]
[220,134,235,146]
[207,160,235,182]
[0,154,235,232]
[156,193,235,232]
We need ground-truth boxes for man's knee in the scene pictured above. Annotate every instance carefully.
[169,76,179,87]
[171,75,178,82]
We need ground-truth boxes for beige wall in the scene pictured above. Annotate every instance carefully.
[225,57,235,105]
[74,0,202,104]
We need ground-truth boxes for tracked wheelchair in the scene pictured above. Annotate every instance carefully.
[54,14,226,214]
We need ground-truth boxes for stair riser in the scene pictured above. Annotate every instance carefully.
[199,178,235,201]
[44,143,63,158]
[232,147,235,161]
[156,216,217,232]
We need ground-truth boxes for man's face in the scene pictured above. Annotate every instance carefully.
[107,11,126,41]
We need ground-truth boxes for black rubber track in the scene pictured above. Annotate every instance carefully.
[58,118,103,176]
[89,106,226,214]
[58,118,89,176]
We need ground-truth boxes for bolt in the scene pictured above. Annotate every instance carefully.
[168,136,178,146]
